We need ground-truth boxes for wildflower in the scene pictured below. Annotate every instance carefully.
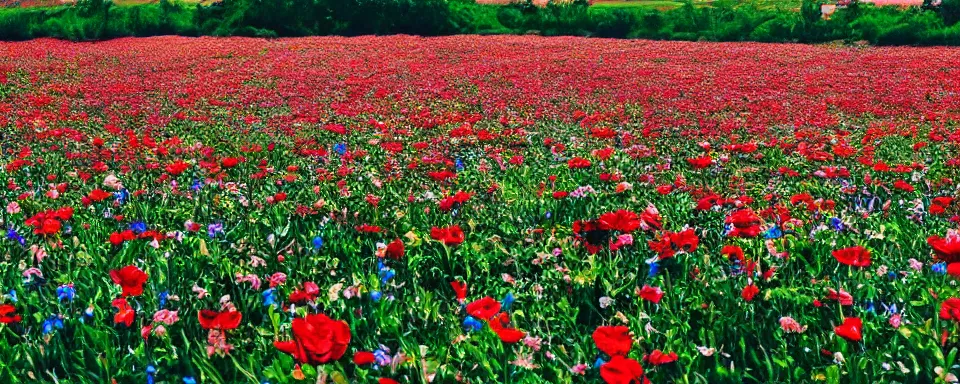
[57,283,76,302]
[779,317,807,333]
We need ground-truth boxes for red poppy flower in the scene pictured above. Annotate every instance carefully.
[198,309,242,330]
[834,317,862,341]
[112,298,135,327]
[87,189,113,202]
[686,155,713,169]
[289,282,321,304]
[384,238,405,259]
[721,245,744,262]
[221,157,241,168]
[274,313,351,365]
[466,297,501,319]
[741,285,760,302]
[450,281,467,303]
[353,351,376,365]
[599,210,641,233]
[929,230,960,264]
[492,326,526,343]
[567,157,591,169]
[940,298,960,322]
[643,349,678,365]
[0,304,21,324]
[637,285,664,304]
[593,325,632,357]
[893,180,915,192]
[430,225,465,246]
[600,355,644,384]
[109,265,148,297]
[378,379,399,384]
[832,246,871,267]
[725,209,762,238]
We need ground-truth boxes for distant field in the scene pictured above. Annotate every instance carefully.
[590,0,803,9]
[0,0,209,7]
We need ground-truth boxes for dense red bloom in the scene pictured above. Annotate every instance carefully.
[834,317,863,341]
[686,155,713,169]
[643,350,678,365]
[599,210,641,233]
[721,245,745,262]
[289,282,320,304]
[450,281,467,303]
[725,209,762,238]
[274,313,351,365]
[552,190,569,199]
[112,298,135,326]
[198,309,242,330]
[600,355,644,384]
[572,219,610,254]
[593,326,632,357]
[87,189,113,202]
[637,285,664,304]
[430,225,465,246]
[466,297,501,319]
[0,304,21,324]
[741,285,760,302]
[221,157,241,168]
[110,265,148,297]
[488,315,526,343]
[384,238,405,259]
[353,351,376,365]
[567,157,591,169]
[832,246,871,267]
[931,197,954,215]
[941,298,960,322]
[378,379,399,384]
[165,160,190,175]
[438,191,472,212]
[648,229,699,259]
[929,230,960,263]
[893,180,915,192]
[638,204,663,231]
[109,230,136,246]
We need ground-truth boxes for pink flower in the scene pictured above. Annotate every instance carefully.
[152,309,179,325]
[268,272,287,288]
[235,273,262,290]
[908,258,923,271]
[6,202,20,214]
[889,313,902,328]
[569,363,588,375]
[779,316,807,333]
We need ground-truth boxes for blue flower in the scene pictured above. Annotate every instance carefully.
[56,284,76,302]
[379,269,395,285]
[334,143,347,155]
[370,291,382,302]
[262,289,277,306]
[764,226,783,239]
[183,377,196,384]
[455,158,465,171]
[158,291,169,308]
[594,357,606,368]
[463,316,482,332]
[130,221,147,235]
[114,188,130,205]
[933,262,947,274]
[8,289,17,303]
[6,228,25,246]
[373,349,392,366]
[545,211,552,219]
[312,236,323,249]
[208,223,223,238]
[146,365,156,384]
[829,217,844,231]
[501,292,515,311]
[42,316,63,335]
[647,261,660,278]
[191,179,203,192]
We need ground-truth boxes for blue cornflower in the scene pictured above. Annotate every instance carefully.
[764,226,783,239]
[463,316,482,332]
[191,179,203,192]
[829,217,844,231]
[6,228,25,246]
[594,357,606,368]
[501,292,515,311]
[312,236,323,249]
[933,262,947,274]
[183,378,196,384]
[146,365,156,384]
[262,289,277,306]
[373,349,392,366]
[370,291,382,302]
[130,221,147,235]
[158,291,169,308]
[455,158,465,171]
[207,223,223,238]
[647,260,660,278]
[114,188,130,205]
[334,143,347,155]
[379,269,395,285]
[42,316,63,334]
[57,284,76,302]
[8,289,17,303]
[545,211,552,219]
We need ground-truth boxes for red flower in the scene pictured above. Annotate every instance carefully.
[491,324,526,343]
[552,190,569,199]
[567,157,592,169]
[929,230,960,264]
[384,238,405,260]
[832,246,871,267]
[573,219,609,255]
[599,210,641,233]
[721,245,745,262]
[289,282,320,304]
[0,304,21,324]
[450,281,467,303]
[725,209,762,238]
[430,225,465,246]
[600,355,644,384]
[221,157,241,168]
[893,180,915,192]
[378,379,399,384]
[466,297,501,319]
[353,351,376,365]
[274,313,351,365]
[686,155,713,169]
[741,285,760,302]
[637,285,663,304]
[109,265,148,297]
[112,298,135,327]
[940,298,960,322]
[643,350,678,365]
[592,325,632,357]
[87,188,113,202]
[198,309,242,330]
[834,317,863,341]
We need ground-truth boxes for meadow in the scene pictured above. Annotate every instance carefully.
[1,35,960,383]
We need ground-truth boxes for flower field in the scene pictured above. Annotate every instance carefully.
[2,35,960,383]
